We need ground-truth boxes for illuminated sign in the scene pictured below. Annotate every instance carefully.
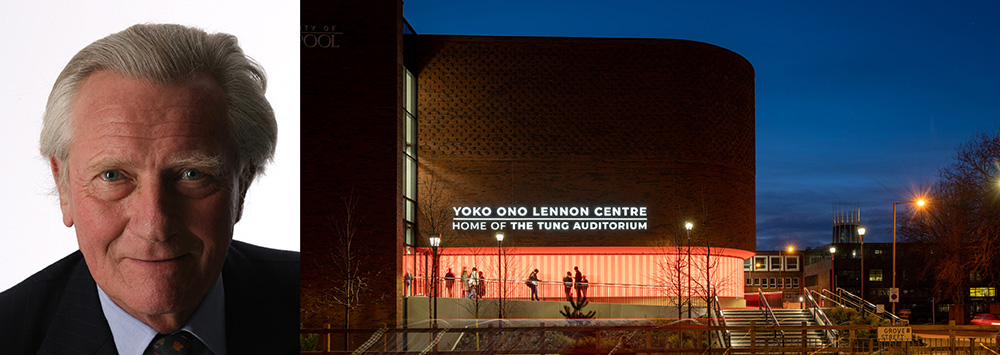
[451,206,648,231]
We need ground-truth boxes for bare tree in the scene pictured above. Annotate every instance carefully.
[652,242,688,318]
[313,192,387,343]
[901,129,1000,303]
[418,173,453,241]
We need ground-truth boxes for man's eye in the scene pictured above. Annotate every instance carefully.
[100,170,122,181]
[182,168,206,180]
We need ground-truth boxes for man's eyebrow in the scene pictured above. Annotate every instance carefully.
[169,154,225,171]
[85,158,135,173]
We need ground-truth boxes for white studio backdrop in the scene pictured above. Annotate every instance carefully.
[0,1,301,290]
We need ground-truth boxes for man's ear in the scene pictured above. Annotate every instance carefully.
[50,156,74,227]
[234,165,256,223]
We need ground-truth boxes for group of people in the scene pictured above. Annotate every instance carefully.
[524,266,591,302]
[562,266,590,301]
[426,265,591,302]
[442,267,487,299]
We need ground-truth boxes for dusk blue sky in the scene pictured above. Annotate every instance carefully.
[402,1,1000,251]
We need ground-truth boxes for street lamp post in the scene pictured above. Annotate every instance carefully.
[892,199,925,315]
[784,246,794,304]
[685,222,693,319]
[495,232,504,319]
[830,246,837,291]
[429,235,441,327]
[858,226,866,302]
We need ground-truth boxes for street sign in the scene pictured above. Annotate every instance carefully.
[877,326,912,342]
[889,288,899,303]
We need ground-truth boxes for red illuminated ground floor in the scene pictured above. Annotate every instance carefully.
[404,246,754,304]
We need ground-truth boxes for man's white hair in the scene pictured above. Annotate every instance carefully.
[40,23,277,185]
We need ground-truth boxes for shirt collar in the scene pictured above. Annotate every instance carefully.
[98,274,228,355]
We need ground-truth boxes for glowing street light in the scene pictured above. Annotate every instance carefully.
[685,221,693,319]
[429,235,441,327]
[829,246,837,291]
[891,199,927,315]
[495,232,504,319]
[858,226,866,301]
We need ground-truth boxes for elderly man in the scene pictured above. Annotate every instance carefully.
[0,24,298,354]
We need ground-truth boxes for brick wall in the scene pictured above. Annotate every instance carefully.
[301,0,404,329]
[411,36,756,252]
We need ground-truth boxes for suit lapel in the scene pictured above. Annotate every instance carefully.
[37,258,118,354]
[222,242,299,354]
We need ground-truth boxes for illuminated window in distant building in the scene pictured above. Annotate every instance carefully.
[874,250,883,255]
[869,269,883,282]
[970,287,996,298]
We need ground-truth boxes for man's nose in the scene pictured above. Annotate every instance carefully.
[129,178,176,241]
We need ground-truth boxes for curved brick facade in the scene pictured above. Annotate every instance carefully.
[413,35,755,252]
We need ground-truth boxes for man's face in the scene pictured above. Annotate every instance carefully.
[54,70,242,327]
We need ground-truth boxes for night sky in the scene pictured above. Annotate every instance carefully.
[402,1,1000,251]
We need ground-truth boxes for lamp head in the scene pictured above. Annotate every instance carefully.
[830,246,837,254]
[495,232,505,242]
[429,236,441,247]
[685,222,693,230]
[858,226,866,236]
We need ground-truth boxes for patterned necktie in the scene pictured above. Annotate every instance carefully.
[149,331,194,355]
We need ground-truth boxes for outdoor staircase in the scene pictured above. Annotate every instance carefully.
[723,308,831,349]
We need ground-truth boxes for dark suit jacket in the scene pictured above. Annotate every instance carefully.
[0,240,299,354]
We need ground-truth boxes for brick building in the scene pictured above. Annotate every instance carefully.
[303,0,756,328]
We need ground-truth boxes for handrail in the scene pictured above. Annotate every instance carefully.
[710,295,731,349]
[804,291,838,345]
[836,288,904,325]
[756,289,785,346]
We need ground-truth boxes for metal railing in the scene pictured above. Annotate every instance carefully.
[837,287,905,324]
[814,288,904,325]
[709,295,731,348]
[407,276,696,306]
[301,323,1000,354]
[757,289,786,346]
[805,290,838,345]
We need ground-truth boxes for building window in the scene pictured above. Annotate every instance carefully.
[769,278,776,288]
[754,278,761,286]
[770,256,781,271]
[805,275,818,287]
[875,250,883,255]
[744,258,752,271]
[970,287,996,298]
[786,256,799,271]
[746,277,752,285]
[777,278,783,288]
[754,256,767,271]
[792,278,799,287]
[869,269,883,282]
[402,68,418,248]
[784,278,791,288]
